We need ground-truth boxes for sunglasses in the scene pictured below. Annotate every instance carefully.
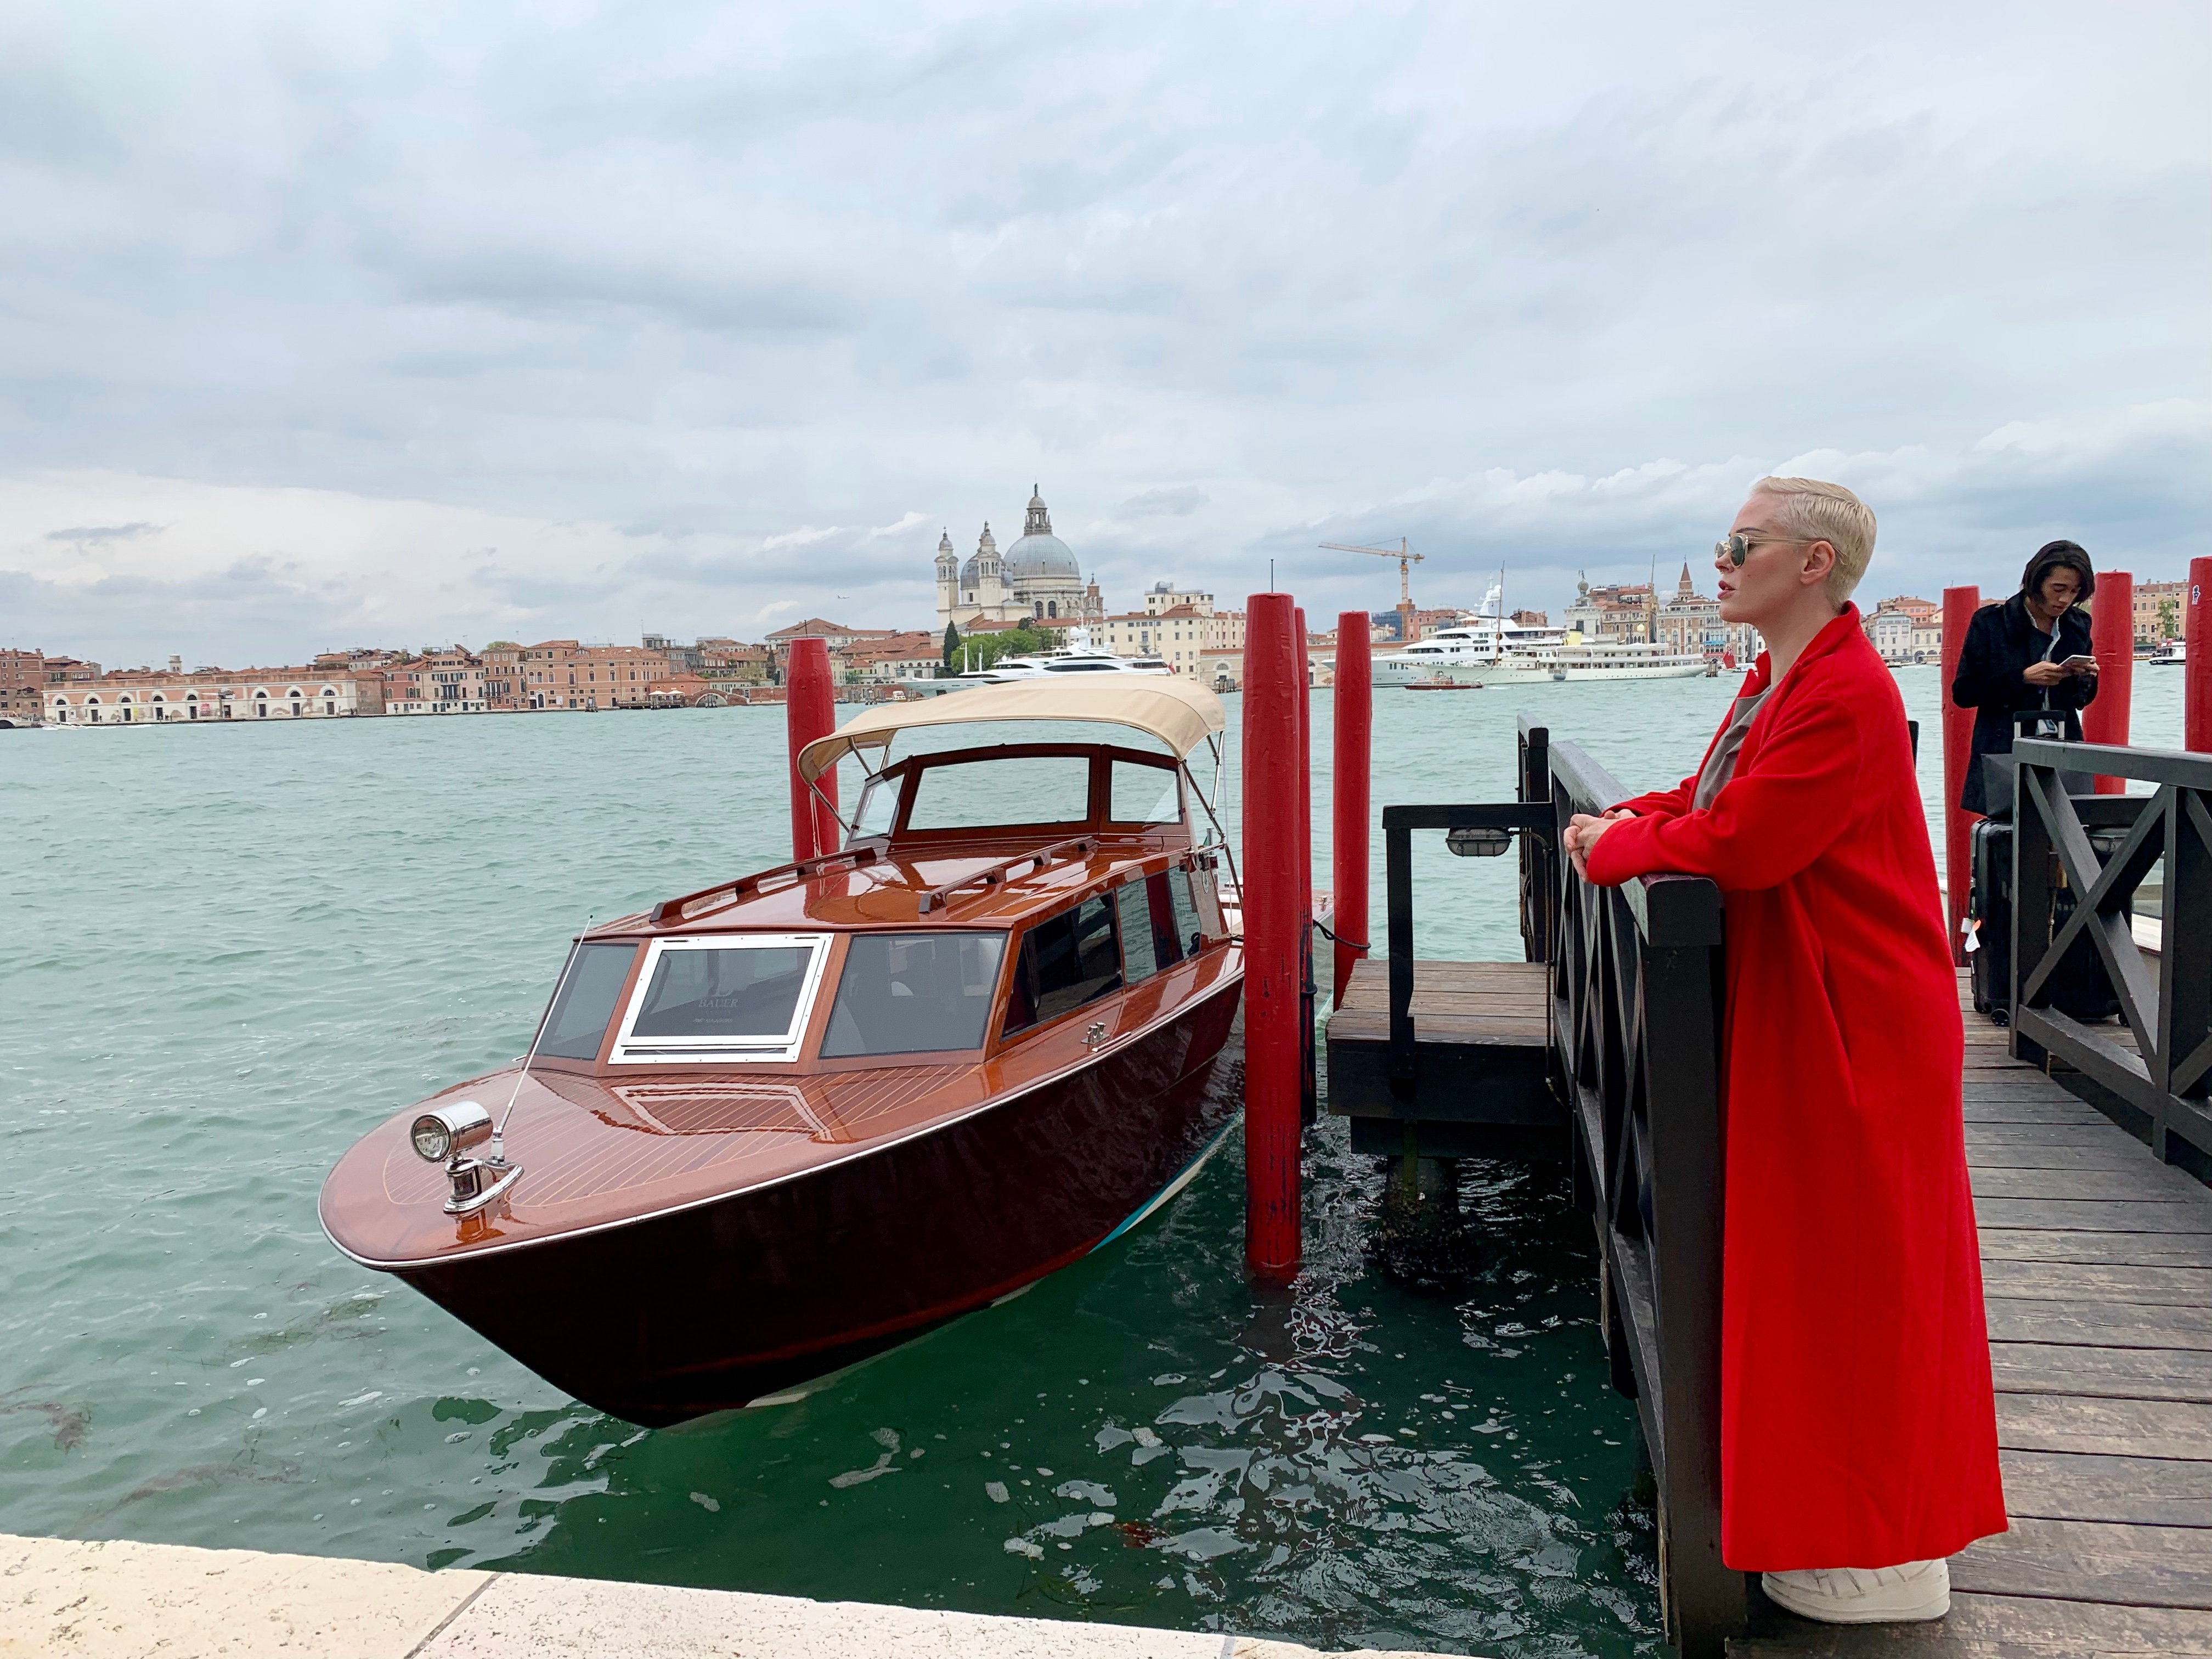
[1714,533,1808,568]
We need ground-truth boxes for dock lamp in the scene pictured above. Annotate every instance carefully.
[409,1101,522,1215]
[1446,826,1514,858]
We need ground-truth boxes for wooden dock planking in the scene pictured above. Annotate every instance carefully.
[1321,954,2212,1650]
[1737,970,2212,1654]
[1322,958,1557,1155]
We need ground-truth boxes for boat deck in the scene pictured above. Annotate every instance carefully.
[1329,958,2212,1652]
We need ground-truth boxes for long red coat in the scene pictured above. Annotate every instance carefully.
[1585,607,2007,1570]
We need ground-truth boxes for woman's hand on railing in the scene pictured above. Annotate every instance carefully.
[1565,809,1633,880]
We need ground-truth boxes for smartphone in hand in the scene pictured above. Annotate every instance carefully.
[2056,654,2097,673]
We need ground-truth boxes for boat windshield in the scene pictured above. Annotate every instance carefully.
[906,754,1091,830]
[538,943,638,1060]
[632,944,814,1039]
[612,935,828,1062]
[819,933,1006,1057]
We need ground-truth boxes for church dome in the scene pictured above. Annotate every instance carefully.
[958,522,999,588]
[1002,487,1081,583]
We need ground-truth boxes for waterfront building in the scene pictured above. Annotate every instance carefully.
[1564,575,1658,642]
[1097,584,1245,675]
[2,647,44,727]
[836,631,943,684]
[1866,607,1916,661]
[1142,584,1210,616]
[934,488,1107,631]
[506,641,674,709]
[2134,578,2185,644]
[385,647,489,715]
[1872,595,1938,627]
[46,665,384,724]
[1510,609,1551,628]
[1098,605,1207,675]
[44,656,102,685]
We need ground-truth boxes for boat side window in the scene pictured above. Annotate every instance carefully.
[1108,759,1180,826]
[820,932,1006,1058]
[1115,872,1187,985]
[851,775,900,839]
[537,943,639,1060]
[905,755,1092,831]
[1002,895,1122,1035]
[1166,866,1209,955]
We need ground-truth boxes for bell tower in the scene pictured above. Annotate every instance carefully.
[975,523,1002,610]
[934,529,958,624]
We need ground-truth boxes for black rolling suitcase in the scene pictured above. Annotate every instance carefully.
[1968,819,2012,1019]
[1966,816,2121,1025]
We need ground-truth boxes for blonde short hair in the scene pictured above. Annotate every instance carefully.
[1752,476,1876,604]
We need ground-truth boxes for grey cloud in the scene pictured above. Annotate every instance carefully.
[46,522,163,543]
[1120,488,1208,518]
[1,1,2207,664]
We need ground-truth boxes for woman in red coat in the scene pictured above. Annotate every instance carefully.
[1568,478,2006,1626]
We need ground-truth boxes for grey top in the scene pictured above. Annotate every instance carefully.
[1691,687,1770,812]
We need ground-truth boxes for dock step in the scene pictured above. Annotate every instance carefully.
[1324,960,1562,1159]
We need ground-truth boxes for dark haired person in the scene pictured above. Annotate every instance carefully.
[1950,542,2100,815]
[1565,478,2005,1625]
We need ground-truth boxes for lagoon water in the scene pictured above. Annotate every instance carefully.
[0,666,2182,1656]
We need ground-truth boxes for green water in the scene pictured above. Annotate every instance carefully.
[0,668,2179,1655]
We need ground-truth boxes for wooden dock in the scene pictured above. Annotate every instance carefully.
[1324,958,1556,1159]
[1734,968,2212,1655]
[1332,721,2212,1653]
[1333,953,2212,1652]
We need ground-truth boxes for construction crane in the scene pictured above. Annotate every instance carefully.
[1321,538,1425,637]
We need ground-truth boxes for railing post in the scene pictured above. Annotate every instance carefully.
[1385,821,1415,1093]
[1331,610,1372,1004]
[1519,722,1552,964]
[1639,884,1740,1657]
[2084,571,2133,792]
[2010,756,2057,1070]
[2189,558,2212,753]
[1940,587,1981,962]
[1243,592,1303,1284]
[786,638,839,860]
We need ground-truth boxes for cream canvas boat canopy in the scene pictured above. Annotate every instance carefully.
[795,678,1227,784]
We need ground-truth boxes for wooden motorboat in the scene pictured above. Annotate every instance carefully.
[321,680,1244,1426]
[1403,676,1481,691]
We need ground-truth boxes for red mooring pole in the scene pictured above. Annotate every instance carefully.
[1243,592,1302,1283]
[2084,571,2134,792]
[1294,607,1313,926]
[785,638,840,861]
[1331,611,1372,1005]
[1940,586,1980,963]
[2188,558,2212,754]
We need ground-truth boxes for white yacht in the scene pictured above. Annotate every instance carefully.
[1376,615,1705,688]
[901,627,1172,695]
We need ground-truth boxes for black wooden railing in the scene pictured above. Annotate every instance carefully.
[1523,720,1742,1657]
[2012,737,2212,1172]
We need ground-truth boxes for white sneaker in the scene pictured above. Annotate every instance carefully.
[1763,1558,1950,1624]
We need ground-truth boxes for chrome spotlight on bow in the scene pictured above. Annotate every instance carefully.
[408,1099,523,1215]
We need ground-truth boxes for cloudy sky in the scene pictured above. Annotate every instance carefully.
[3,0,2207,667]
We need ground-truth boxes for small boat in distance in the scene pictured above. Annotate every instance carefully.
[1404,678,1481,691]
[321,680,1244,1425]
[2152,641,2186,667]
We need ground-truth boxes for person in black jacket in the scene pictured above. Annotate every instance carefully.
[1950,540,2100,814]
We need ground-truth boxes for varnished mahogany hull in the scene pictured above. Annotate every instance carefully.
[396,980,1242,1425]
